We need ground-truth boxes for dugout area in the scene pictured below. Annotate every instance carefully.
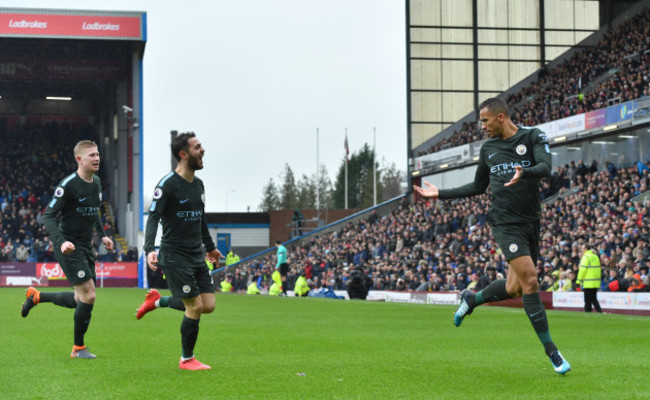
[0,8,146,254]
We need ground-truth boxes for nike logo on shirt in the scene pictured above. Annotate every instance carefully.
[179,199,189,204]
[488,152,497,159]
[79,197,88,202]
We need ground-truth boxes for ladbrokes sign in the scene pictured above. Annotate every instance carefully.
[0,12,143,40]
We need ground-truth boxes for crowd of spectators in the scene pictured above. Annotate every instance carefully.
[221,160,649,296]
[0,119,136,264]
[418,8,650,157]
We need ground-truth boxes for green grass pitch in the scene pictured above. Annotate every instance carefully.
[2,287,649,399]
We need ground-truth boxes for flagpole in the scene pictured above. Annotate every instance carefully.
[373,126,376,206]
[344,128,348,210]
[316,127,320,212]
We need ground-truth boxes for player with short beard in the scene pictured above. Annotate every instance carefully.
[138,132,223,370]
[414,97,571,375]
[22,140,114,359]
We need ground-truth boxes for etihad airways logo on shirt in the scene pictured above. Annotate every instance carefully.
[76,206,99,217]
[177,210,203,222]
[490,160,531,175]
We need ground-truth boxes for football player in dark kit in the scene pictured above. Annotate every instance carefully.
[139,132,223,370]
[21,140,114,359]
[414,98,571,375]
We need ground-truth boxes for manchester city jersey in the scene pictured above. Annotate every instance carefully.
[42,173,105,249]
[438,126,552,226]
[144,172,215,263]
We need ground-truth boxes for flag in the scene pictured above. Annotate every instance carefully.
[344,134,349,161]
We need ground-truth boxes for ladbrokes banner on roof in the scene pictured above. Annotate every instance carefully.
[0,11,143,40]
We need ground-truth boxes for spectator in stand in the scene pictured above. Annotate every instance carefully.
[225,249,240,266]
[628,273,646,292]
[15,242,29,262]
[125,246,138,262]
[540,274,555,292]
[225,155,649,333]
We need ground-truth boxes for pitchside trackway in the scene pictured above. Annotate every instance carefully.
[4,288,649,399]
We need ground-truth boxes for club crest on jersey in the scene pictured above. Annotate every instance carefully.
[509,244,518,253]
[55,187,64,197]
[182,285,191,293]
[78,270,86,278]
[153,188,163,199]
[201,194,205,203]
[516,145,527,155]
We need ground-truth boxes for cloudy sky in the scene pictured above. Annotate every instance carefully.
[9,0,407,212]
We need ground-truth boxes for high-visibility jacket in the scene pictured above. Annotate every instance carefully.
[247,281,261,295]
[269,282,283,296]
[226,251,240,266]
[271,270,282,286]
[577,249,601,289]
[294,276,310,296]
[220,280,233,292]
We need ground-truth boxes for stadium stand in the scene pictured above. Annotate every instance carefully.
[417,8,650,156]
[219,161,649,295]
[0,120,130,262]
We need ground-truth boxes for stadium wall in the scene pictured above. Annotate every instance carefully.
[277,290,650,316]
[0,262,139,288]
[378,290,650,316]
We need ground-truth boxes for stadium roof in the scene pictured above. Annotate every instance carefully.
[0,7,146,41]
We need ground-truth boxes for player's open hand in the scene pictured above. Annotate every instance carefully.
[61,241,76,255]
[504,165,523,187]
[206,249,225,264]
[413,181,439,198]
[147,251,159,271]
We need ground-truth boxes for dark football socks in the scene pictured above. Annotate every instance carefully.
[180,315,200,359]
[468,279,510,309]
[523,293,557,356]
[40,291,77,308]
[159,296,186,311]
[73,301,94,347]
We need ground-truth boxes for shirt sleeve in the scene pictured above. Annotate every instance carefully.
[576,255,587,284]
[521,129,552,179]
[94,179,106,238]
[438,149,490,199]
[143,186,168,255]
[94,216,106,239]
[201,213,216,252]
[199,180,216,252]
[42,185,68,249]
